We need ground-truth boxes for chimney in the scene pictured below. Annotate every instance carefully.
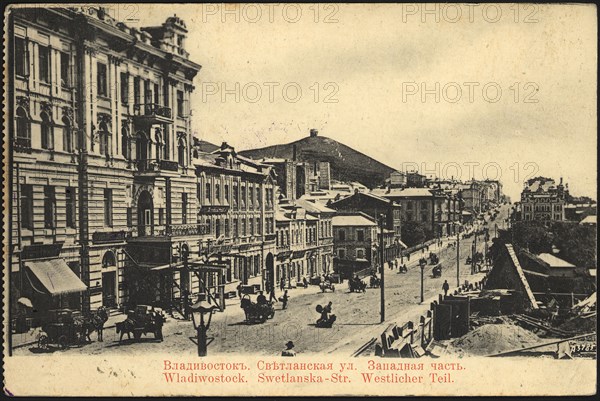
[292,144,297,161]
[310,129,318,138]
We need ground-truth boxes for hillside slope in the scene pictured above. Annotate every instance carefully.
[239,135,395,188]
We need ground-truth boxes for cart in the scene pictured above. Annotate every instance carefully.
[37,309,83,350]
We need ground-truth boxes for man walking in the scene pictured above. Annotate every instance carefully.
[442,280,450,297]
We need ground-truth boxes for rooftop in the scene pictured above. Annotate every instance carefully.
[537,253,576,268]
[332,214,377,227]
[371,188,435,198]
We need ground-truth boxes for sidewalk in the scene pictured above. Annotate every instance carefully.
[323,270,488,356]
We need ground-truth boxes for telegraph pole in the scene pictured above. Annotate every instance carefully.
[455,227,459,287]
[379,214,385,323]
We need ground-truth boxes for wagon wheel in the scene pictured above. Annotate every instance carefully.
[38,334,49,350]
[58,335,69,350]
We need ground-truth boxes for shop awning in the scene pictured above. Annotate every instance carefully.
[24,258,87,295]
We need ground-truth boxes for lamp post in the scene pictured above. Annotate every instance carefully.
[419,258,427,304]
[190,300,217,357]
[455,223,460,287]
[378,214,386,323]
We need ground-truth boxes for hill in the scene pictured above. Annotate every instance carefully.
[239,132,396,188]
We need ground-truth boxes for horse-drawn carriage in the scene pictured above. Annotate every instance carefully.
[319,280,335,293]
[429,253,439,265]
[348,277,367,293]
[37,309,82,350]
[116,305,166,343]
[369,275,381,288]
[37,307,109,350]
[432,263,442,278]
[240,295,275,324]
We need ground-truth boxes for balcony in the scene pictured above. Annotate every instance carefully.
[135,159,181,176]
[14,137,32,153]
[130,223,210,241]
[133,103,173,124]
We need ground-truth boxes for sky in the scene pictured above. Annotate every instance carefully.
[123,3,596,200]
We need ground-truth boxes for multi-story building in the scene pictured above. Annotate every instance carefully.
[332,212,383,278]
[191,142,277,294]
[370,187,459,237]
[7,7,211,318]
[329,191,403,259]
[519,177,569,221]
[295,199,335,277]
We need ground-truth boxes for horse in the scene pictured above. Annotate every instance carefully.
[115,318,136,343]
[81,306,110,342]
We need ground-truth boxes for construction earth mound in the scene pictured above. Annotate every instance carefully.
[449,323,541,356]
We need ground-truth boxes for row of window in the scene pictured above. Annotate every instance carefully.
[14,37,187,118]
[404,212,430,222]
[336,248,366,259]
[337,229,367,242]
[522,204,562,212]
[202,216,274,238]
[19,185,108,230]
[198,180,274,209]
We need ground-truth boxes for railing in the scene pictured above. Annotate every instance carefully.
[133,103,172,119]
[14,137,32,152]
[158,224,210,237]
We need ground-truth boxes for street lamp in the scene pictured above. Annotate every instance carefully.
[190,299,217,357]
[419,257,427,304]
[378,214,386,323]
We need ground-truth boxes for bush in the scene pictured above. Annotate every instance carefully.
[401,221,434,247]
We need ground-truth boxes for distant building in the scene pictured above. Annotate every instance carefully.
[332,212,378,279]
[389,170,407,188]
[329,191,403,259]
[519,177,569,221]
[406,171,427,188]
[370,188,460,237]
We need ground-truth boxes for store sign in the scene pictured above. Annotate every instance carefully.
[200,205,230,215]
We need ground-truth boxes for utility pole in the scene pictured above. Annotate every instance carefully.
[379,214,385,323]
[456,226,460,287]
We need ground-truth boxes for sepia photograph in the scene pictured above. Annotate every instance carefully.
[2,2,597,397]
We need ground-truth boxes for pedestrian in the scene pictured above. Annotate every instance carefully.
[407,253,411,261]
[236,282,242,299]
[281,340,296,357]
[152,309,165,341]
[394,259,398,270]
[269,286,277,303]
[280,277,285,292]
[442,280,450,297]
[281,290,289,310]
[257,291,267,305]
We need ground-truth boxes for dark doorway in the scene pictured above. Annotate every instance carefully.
[137,190,153,236]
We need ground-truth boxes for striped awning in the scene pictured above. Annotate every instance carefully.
[24,258,87,295]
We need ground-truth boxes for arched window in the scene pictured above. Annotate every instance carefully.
[215,218,221,238]
[177,137,186,167]
[15,107,31,147]
[98,121,110,158]
[62,116,73,153]
[40,111,53,150]
[102,251,117,268]
[155,129,163,162]
[121,126,130,159]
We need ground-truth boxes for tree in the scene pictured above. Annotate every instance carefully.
[401,221,433,247]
